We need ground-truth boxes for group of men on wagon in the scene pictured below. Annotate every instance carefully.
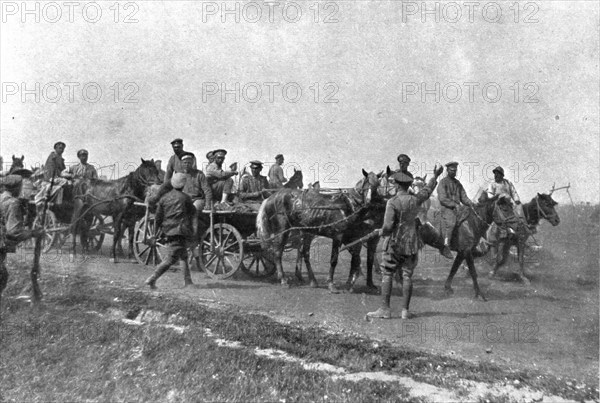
[1,140,526,316]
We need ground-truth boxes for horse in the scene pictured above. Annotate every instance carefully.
[489,193,560,284]
[257,169,382,292]
[8,155,25,174]
[71,159,161,262]
[442,193,499,301]
[282,168,303,190]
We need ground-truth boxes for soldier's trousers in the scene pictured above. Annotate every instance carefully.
[381,248,418,280]
[211,178,234,201]
[440,208,457,240]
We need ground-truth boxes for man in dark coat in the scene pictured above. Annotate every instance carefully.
[367,164,443,320]
[165,138,197,183]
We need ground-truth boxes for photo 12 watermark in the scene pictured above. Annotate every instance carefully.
[400,1,540,24]
[1,82,140,103]
[1,1,140,23]
[199,1,340,24]
[398,321,540,344]
[401,82,540,104]
[201,82,339,104]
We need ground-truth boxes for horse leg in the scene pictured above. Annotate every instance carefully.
[301,236,318,288]
[111,214,123,263]
[127,220,135,261]
[346,244,362,293]
[327,238,342,294]
[516,240,531,286]
[490,241,510,278]
[0,254,8,317]
[294,237,304,283]
[465,252,486,301]
[444,252,465,296]
[365,237,378,289]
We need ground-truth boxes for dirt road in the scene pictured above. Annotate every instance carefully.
[24,215,598,387]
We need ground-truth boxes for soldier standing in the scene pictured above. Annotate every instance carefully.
[367,164,443,320]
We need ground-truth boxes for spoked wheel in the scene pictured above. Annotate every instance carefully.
[133,215,167,266]
[32,210,59,253]
[87,215,105,252]
[201,223,243,279]
[241,237,276,278]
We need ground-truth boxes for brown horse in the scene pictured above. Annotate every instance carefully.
[442,194,499,301]
[71,159,161,262]
[489,193,560,284]
[257,170,382,292]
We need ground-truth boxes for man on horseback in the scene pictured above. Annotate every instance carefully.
[165,138,196,183]
[239,160,271,204]
[206,149,238,206]
[268,154,287,188]
[487,166,523,218]
[0,175,42,299]
[367,164,443,320]
[437,161,475,258]
[61,149,98,181]
[394,154,414,179]
[144,173,195,289]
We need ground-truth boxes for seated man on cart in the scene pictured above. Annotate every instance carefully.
[206,149,238,207]
[180,153,213,237]
[238,160,271,211]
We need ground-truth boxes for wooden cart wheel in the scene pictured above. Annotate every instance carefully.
[201,223,243,279]
[133,215,167,266]
[32,210,58,253]
[87,214,105,251]
[241,236,276,278]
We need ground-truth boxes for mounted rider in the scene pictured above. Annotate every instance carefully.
[486,165,524,240]
[267,154,287,189]
[239,160,271,208]
[367,164,443,320]
[61,149,98,181]
[206,149,238,206]
[165,138,197,183]
[437,161,475,258]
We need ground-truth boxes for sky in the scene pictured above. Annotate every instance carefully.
[1,0,598,204]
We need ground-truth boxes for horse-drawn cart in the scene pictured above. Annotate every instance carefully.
[132,202,275,279]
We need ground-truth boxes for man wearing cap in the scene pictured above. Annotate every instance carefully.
[1,175,42,297]
[437,162,475,258]
[268,154,287,189]
[367,164,444,320]
[487,166,522,215]
[61,149,98,181]
[206,149,238,205]
[44,142,67,181]
[180,152,212,211]
[395,154,414,178]
[145,172,195,289]
[239,161,271,204]
[165,138,196,183]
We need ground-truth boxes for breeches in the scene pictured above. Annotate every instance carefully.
[211,179,234,200]
[380,249,418,279]
[157,239,188,270]
[441,209,457,238]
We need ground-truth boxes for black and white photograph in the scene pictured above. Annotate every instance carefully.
[0,1,598,401]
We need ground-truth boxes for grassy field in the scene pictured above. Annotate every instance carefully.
[1,261,597,402]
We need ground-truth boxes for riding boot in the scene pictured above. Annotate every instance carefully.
[145,264,170,289]
[182,259,193,286]
[401,276,414,319]
[367,273,392,319]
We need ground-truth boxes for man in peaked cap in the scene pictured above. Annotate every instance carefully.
[367,164,443,320]
[145,172,195,289]
[437,161,475,258]
[268,154,287,189]
[165,138,196,183]
[1,175,43,298]
[61,149,98,181]
[487,166,522,214]
[239,160,271,205]
[35,142,69,205]
[206,149,238,205]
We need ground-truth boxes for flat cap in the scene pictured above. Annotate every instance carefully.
[390,172,414,185]
[170,172,186,189]
[397,154,411,163]
[170,138,183,145]
[445,161,459,167]
[492,166,504,175]
[54,141,66,149]
[0,174,23,188]
[249,160,263,168]
[181,152,195,161]
[213,149,227,156]
[77,149,88,157]
[275,154,284,160]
